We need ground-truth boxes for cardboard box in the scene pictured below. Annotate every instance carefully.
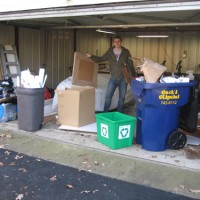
[141,58,167,83]
[72,52,98,87]
[57,86,95,127]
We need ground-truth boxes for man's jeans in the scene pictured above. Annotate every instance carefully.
[104,77,127,112]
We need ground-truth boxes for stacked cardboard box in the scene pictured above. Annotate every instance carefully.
[57,52,98,127]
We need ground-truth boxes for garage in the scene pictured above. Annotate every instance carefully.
[0,0,200,168]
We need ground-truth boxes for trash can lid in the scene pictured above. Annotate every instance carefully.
[132,80,196,89]
[131,80,197,97]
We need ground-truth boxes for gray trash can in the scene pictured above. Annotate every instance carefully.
[16,87,45,132]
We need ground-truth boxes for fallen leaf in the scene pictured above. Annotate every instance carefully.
[5,151,11,155]
[0,134,6,137]
[77,178,81,183]
[6,134,13,139]
[19,168,27,173]
[50,175,57,182]
[15,155,23,160]
[185,147,200,160]
[94,161,99,165]
[81,190,90,194]
[65,184,73,189]
[103,184,107,187]
[179,185,185,189]
[10,162,16,166]
[78,154,86,157]
[36,159,41,162]
[16,194,24,200]
[189,189,200,193]
[0,162,3,167]
[93,190,99,193]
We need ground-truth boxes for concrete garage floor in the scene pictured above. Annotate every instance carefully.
[2,113,200,170]
[0,104,200,199]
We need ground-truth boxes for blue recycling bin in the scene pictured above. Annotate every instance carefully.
[131,80,196,151]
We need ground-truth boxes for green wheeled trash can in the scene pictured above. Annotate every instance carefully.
[16,87,45,132]
[131,80,196,151]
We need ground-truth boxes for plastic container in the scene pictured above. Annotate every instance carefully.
[0,103,17,122]
[16,87,45,132]
[179,87,198,133]
[96,112,136,150]
[131,80,196,151]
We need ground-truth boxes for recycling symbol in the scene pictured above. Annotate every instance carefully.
[120,128,129,138]
[100,124,109,138]
[102,127,107,136]
[118,125,130,139]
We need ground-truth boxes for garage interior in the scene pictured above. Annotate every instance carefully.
[0,0,200,172]
[0,1,200,88]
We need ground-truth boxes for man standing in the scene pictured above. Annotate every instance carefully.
[87,35,136,112]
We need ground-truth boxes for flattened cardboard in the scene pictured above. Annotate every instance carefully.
[59,122,97,133]
[72,52,98,87]
[57,86,95,127]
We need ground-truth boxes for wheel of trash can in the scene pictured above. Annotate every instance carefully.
[168,131,187,150]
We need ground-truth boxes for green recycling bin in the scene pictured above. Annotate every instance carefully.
[96,112,136,150]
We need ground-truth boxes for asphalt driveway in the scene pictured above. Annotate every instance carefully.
[0,148,197,200]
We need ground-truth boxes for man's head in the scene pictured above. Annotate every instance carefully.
[113,35,122,48]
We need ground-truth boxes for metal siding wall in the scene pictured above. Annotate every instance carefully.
[143,38,151,58]
[121,32,200,72]
[46,30,74,88]
[18,28,74,88]
[76,30,200,73]
[2,26,200,89]
[165,36,174,71]
[190,33,198,70]
[0,24,15,44]
[150,39,159,61]
[18,27,45,74]
[182,32,200,71]
[76,30,110,56]
[173,32,182,68]
[158,38,166,65]
[195,33,200,73]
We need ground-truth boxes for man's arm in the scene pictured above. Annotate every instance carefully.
[87,49,110,63]
[127,50,137,77]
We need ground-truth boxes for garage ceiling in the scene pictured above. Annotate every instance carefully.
[1,0,200,32]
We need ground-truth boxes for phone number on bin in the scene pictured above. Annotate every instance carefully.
[161,101,177,105]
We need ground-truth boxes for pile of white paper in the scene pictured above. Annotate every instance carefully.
[17,68,47,88]
[160,76,190,83]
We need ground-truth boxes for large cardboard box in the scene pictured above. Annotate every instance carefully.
[57,86,95,127]
[72,52,98,87]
